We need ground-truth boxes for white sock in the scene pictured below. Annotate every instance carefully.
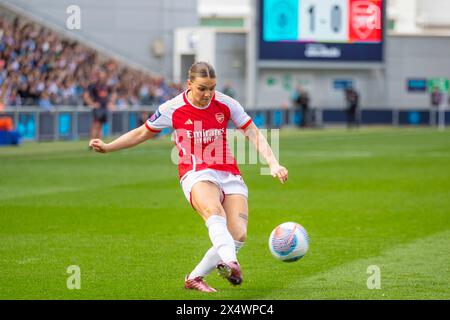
[188,240,245,279]
[234,240,244,253]
[205,215,237,264]
[188,246,221,279]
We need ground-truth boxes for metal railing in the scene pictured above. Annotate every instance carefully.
[2,106,157,141]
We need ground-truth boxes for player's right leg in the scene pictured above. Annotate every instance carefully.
[184,274,217,293]
[190,181,238,264]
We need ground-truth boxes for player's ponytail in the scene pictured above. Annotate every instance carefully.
[189,62,216,82]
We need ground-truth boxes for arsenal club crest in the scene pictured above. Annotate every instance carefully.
[215,113,225,124]
[350,1,382,41]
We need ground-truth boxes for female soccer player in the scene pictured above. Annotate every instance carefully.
[89,62,288,292]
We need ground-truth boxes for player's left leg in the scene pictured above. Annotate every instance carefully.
[216,194,247,285]
[222,194,248,244]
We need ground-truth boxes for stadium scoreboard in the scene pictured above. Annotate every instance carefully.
[259,0,384,62]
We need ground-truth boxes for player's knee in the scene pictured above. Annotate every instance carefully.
[231,227,247,243]
[236,233,246,243]
[201,205,225,218]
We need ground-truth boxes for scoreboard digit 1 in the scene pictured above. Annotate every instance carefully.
[299,0,349,43]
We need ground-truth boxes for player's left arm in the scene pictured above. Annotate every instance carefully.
[241,122,288,184]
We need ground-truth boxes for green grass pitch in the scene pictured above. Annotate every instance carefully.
[0,127,449,299]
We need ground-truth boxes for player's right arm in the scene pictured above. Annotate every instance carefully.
[90,99,173,153]
[89,124,157,153]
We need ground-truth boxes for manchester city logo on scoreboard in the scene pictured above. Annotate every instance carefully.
[263,0,298,41]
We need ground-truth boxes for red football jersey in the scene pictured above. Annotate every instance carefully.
[145,90,253,180]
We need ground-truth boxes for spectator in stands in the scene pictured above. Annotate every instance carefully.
[345,87,359,128]
[84,70,116,139]
[430,86,443,126]
[38,90,53,111]
[292,86,310,128]
[431,86,442,109]
[138,82,151,105]
[0,15,183,110]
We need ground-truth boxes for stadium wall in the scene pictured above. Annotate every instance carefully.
[174,29,247,102]
[385,35,450,109]
[250,35,450,110]
[215,33,247,102]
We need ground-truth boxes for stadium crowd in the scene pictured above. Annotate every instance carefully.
[0,15,183,110]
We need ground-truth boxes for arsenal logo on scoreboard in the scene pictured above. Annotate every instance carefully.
[350,0,382,42]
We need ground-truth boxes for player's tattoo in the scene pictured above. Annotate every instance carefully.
[239,213,248,222]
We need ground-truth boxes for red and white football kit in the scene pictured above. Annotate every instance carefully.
[145,90,253,203]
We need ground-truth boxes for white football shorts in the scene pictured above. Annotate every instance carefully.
[181,169,248,205]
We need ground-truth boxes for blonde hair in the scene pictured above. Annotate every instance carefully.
[188,62,216,82]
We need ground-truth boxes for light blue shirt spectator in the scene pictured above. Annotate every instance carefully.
[39,93,54,111]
